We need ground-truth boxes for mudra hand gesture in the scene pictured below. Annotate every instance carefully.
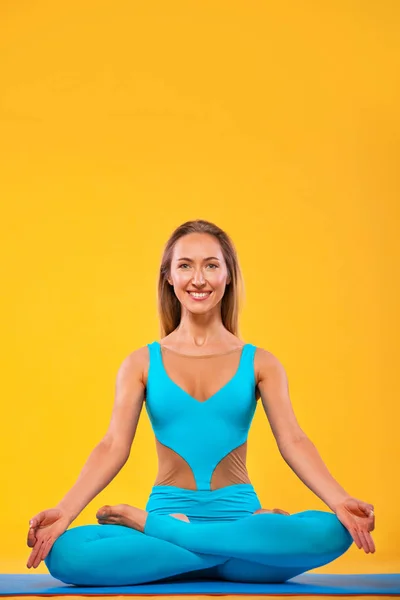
[27,508,71,569]
[335,497,375,553]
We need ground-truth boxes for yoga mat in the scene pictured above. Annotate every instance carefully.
[0,574,399,596]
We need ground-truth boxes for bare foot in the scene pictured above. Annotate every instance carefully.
[253,507,290,516]
[169,513,190,522]
[96,504,149,532]
[96,505,191,532]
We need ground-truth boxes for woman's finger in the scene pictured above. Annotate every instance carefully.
[357,530,369,553]
[368,514,375,532]
[27,527,36,548]
[369,533,376,553]
[39,537,54,562]
[350,527,363,550]
[31,540,44,569]
[27,539,41,568]
[27,539,41,569]
[33,539,47,569]
[33,538,46,569]
[361,530,374,553]
[361,529,375,553]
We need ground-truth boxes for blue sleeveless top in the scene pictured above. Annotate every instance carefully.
[145,341,258,492]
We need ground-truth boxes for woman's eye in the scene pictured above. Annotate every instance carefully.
[178,263,218,269]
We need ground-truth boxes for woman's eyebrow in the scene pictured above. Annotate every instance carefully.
[176,256,220,262]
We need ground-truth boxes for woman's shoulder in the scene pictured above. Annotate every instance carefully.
[118,344,152,372]
[253,345,287,384]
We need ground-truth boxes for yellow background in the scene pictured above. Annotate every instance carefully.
[1,0,399,576]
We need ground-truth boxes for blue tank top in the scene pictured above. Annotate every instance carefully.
[145,341,258,491]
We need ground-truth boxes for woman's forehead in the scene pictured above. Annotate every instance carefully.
[173,233,223,258]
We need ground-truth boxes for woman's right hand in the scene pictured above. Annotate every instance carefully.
[26,508,71,569]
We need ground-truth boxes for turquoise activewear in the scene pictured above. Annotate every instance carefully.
[45,340,353,585]
[145,341,258,494]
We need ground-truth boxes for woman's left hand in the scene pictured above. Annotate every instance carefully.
[334,497,375,553]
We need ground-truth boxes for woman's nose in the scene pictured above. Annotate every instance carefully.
[192,270,206,285]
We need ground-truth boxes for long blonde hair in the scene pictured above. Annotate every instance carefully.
[157,219,245,338]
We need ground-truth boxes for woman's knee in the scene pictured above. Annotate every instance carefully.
[45,535,76,583]
[45,524,115,583]
[307,511,353,555]
[251,509,352,558]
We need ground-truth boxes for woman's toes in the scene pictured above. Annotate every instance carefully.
[253,508,273,515]
[252,507,290,516]
[96,505,112,518]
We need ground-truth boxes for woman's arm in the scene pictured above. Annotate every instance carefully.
[278,438,350,512]
[256,348,350,512]
[56,347,148,524]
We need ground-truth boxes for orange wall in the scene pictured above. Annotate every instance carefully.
[1,0,399,574]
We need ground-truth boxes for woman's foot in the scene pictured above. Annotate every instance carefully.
[253,507,290,516]
[169,513,190,522]
[96,504,148,531]
[96,504,190,532]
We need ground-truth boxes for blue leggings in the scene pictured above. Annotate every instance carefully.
[45,485,353,586]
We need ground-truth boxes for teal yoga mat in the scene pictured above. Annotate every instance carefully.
[0,574,399,596]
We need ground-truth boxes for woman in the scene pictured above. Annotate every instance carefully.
[26,219,375,586]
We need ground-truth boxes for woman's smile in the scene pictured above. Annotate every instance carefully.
[187,291,213,301]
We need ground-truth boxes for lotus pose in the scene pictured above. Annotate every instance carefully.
[27,219,375,586]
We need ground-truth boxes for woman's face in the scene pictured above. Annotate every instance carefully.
[168,233,231,314]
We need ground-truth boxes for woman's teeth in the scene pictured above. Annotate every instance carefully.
[188,292,211,299]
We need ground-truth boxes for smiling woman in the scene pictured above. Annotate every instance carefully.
[26,219,374,585]
[158,223,237,339]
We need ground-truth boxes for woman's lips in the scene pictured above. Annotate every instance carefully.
[187,291,212,301]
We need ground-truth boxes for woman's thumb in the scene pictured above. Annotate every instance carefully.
[29,511,45,527]
[29,516,39,527]
[360,502,374,517]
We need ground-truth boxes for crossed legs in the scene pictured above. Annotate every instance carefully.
[45,508,353,586]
